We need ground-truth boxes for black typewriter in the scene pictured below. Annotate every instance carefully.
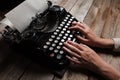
[2,1,82,77]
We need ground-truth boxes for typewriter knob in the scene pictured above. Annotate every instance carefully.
[22,30,35,40]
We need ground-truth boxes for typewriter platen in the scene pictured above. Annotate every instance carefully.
[2,1,82,77]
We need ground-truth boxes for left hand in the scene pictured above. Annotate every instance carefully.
[63,40,106,70]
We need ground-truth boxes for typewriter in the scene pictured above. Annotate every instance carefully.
[0,0,82,77]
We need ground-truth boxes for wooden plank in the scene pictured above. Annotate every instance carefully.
[101,0,120,75]
[20,63,54,80]
[70,0,93,22]
[84,0,120,80]
[0,49,31,80]
[84,0,111,37]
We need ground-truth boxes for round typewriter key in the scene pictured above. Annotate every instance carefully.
[65,25,68,28]
[59,34,62,37]
[43,45,48,49]
[67,15,70,17]
[51,35,55,38]
[57,46,61,49]
[68,37,71,40]
[63,36,67,39]
[54,49,59,53]
[65,17,69,20]
[49,47,54,50]
[54,32,57,35]
[66,23,70,26]
[62,22,65,25]
[63,28,66,31]
[46,42,51,45]
[61,31,64,34]
[49,38,53,41]
[65,33,69,36]
[50,53,54,57]
[70,18,73,21]
[56,29,60,32]
[69,34,73,38]
[56,37,60,40]
[60,24,64,27]
[60,50,64,54]
[64,19,67,22]
[67,30,71,33]
[71,16,74,19]
[56,54,62,59]
[54,40,58,43]
[61,39,65,42]
[58,26,62,29]
[59,42,63,46]
[68,21,72,24]
[52,43,56,47]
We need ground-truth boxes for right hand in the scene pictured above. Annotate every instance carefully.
[69,22,114,48]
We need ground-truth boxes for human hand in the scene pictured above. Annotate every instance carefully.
[63,40,104,69]
[69,22,114,48]
[63,40,120,80]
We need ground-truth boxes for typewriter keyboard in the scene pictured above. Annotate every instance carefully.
[42,14,81,64]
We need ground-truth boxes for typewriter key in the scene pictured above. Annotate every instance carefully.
[43,45,48,49]
[57,46,61,49]
[58,27,62,29]
[62,28,66,31]
[61,31,64,34]
[54,32,57,35]
[70,18,73,21]
[59,34,62,37]
[49,38,53,41]
[67,15,70,17]
[59,42,63,46]
[56,37,60,40]
[52,43,56,47]
[66,23,70,26]
[68,37,71,40]
[62,22,65,25]
[65,17,69,20]
[63,36,67,39]
[54,40,58,43]
[50,53,54,57]
[56,54,62,59]
[61,39,65,42]
[65,33,69,36]
[65,25,68,28]
[54,49,59,53]
[60,24,64,27]
[46,42,51,45]
[60,50,64,54]
[56,29,60,32]
[51,35,55,38]
[67,30,70,33]
[64,19,67,22]
[49,47,54,50]
[69,34,73,38]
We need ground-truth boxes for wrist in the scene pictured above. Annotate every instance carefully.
[97,38,114,48]
[93,58,120,80]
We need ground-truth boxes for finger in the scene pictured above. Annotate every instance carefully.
[64,41,82,53]
[69,25,85,33]
[67,40,85,51]
[63,46,81,59]
[66,55,81,64]
[76,35,89,43]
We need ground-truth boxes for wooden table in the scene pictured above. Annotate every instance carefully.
[0,0,120,80]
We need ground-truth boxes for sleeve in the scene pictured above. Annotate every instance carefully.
[112,38,120,52]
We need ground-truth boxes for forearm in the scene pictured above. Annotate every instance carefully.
[97,38,114,48]
[93,58,120,80]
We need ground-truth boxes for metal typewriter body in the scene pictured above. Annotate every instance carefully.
[2,3,82,70]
